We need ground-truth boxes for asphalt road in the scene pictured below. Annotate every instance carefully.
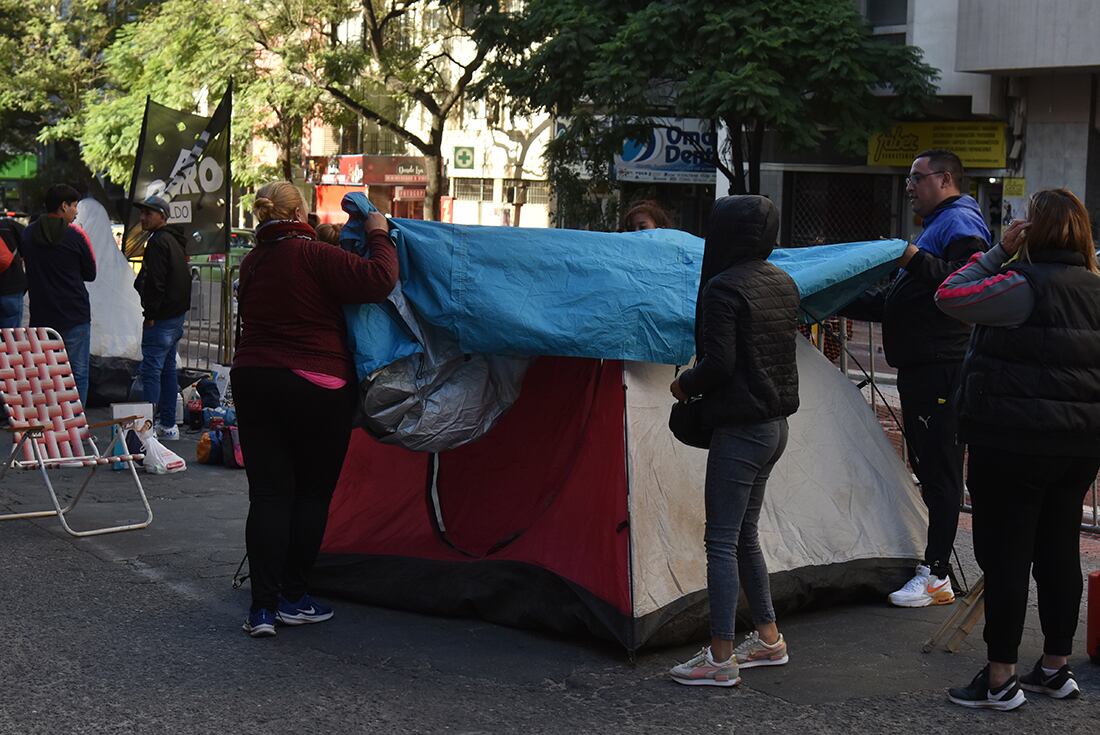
[2,418,1098,734]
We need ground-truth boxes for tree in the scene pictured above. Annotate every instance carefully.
[0,1,153,198]
[75,0,324,190]
[482,0,939,199]
[253,0,513,220]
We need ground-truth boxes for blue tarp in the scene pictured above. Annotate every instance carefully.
[341,193,903,378]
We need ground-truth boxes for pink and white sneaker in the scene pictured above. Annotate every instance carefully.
[733,631,789,668]
[669,646,741,687]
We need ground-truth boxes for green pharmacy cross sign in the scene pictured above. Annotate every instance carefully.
[454,146,475,170]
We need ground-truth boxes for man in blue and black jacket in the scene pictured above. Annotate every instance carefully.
[844,149,990,608]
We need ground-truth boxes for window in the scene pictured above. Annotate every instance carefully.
[504,179,550,205]
[453,178,494,201]
[866,0,907,27]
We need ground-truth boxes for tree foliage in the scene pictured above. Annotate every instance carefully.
[0,1,152,194]
[251,0,513,220]
[76,0,324,190]
[483,0,940,199]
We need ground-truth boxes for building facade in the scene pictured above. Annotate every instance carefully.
[719,0,1012,245]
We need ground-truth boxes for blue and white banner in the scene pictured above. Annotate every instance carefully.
[614,118,717,184]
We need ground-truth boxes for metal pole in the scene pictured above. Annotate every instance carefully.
[868,321,877,413]
[220,261,232,365]
[838,317,849,375]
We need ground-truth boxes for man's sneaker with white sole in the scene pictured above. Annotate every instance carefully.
[888,564,955,607]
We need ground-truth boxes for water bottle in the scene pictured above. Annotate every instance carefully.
[175,394,184,425]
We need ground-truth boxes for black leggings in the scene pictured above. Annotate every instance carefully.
[232,367,356,611]
[968,445,1099,664]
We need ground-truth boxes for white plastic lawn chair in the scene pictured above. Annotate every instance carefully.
[0,327,152,536]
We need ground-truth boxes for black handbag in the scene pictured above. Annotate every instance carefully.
[668,396,712,449]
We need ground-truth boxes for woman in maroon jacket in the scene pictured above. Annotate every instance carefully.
[233,181,397,638]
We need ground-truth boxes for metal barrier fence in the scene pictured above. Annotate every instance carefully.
[816,317,1100,535]
[181,263,238,372]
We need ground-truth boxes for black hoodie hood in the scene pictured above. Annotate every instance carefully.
[156,224,188,251]
[698,195,779,291]
[30,215,68,247]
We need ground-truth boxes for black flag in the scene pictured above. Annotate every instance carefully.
[122,83,233,259]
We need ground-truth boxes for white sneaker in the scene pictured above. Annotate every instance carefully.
[155,423,180,441]
[888,564,955,607]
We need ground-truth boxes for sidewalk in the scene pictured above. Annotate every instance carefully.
[2,412,1098,734]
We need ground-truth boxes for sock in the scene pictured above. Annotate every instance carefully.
[1042,666,1059,676]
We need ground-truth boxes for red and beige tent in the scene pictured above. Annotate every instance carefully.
[314,339,925,651]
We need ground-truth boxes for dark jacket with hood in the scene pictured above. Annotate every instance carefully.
[0,217,27,297]
[844,194,989,368]
[20,214,97,330]
[134,224,191,320]
[677,195,800,427]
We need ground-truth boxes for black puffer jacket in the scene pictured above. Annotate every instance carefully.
[134,225,191,320]
[958,249,1100,457]
[677,196,800,427]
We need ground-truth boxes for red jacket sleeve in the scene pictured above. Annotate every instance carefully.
[308,229,398,304]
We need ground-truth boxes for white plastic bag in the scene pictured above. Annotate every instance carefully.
[137,426,187,474]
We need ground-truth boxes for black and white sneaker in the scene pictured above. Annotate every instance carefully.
[1019,659,1080,699]
[948,666,1027,711]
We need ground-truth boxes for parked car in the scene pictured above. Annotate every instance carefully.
[189,228,256,280]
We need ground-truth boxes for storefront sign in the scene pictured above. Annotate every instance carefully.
[309,155,428,185]
[366,156,428,184]
[867,122,1006,169]
[394,186,426,201]
[0,153,36,180]
[614,118,718,184]
[1003,177,1026,197]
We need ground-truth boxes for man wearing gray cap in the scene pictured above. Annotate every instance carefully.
[133,195,190,439]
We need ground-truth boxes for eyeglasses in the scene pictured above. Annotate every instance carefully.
[905,170,948,186]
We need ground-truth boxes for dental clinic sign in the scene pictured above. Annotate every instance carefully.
[122,86,233,259]
[614,118,718,184]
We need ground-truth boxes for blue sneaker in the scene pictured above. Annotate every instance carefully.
[276,593,334,625]
[242,608,276,638]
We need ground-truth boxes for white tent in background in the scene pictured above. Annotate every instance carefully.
[76,198,142,361]
[75,198,144,403]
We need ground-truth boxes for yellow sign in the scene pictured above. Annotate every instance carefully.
[1003,177,1026,197]
[867,122,1006,169]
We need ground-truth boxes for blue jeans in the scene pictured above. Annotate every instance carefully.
[0,293,23,329]
[704,418,789,640]
[140,313,186,427]
[58,321,91,407]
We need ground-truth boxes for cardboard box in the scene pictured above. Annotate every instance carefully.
[111,402,154,431]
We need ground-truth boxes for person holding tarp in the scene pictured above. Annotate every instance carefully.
[843,149,990,608]
[232,181,397,638]
[667,195,799,687]
[936,188,1100,710]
